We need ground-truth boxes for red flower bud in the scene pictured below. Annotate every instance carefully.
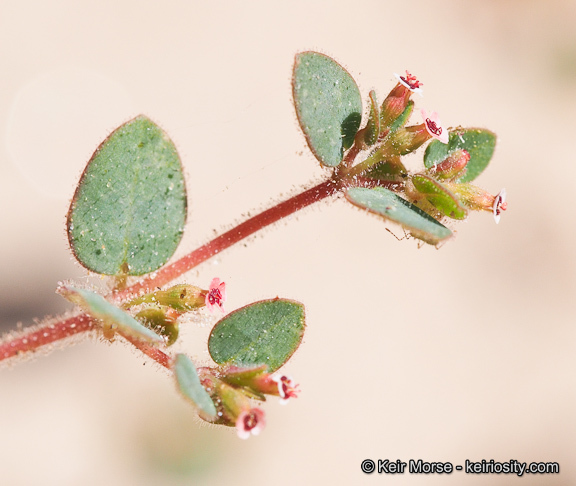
[380,71,423,129]
[429,149,470,180]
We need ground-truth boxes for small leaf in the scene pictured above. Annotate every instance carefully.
[388,100,414,133]
[412,175,467,220]
[67,115,187,276]
[57,285,164,344]
[208,299,305,373]
[363,90,380,146]
[293,51,362,167]
[346,187,452,245]
[135,306,179,346]
[363,158,408,183]
[423,128,496,183]
[174,354,217,421]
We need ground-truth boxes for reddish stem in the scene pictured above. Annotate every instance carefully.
[121,334,172,369]
[342,143,361,167]
[0,314,96,361]
[113,178,340,301]
[1,177,341,364]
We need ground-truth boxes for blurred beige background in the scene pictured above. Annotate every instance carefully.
[1,0,575,484]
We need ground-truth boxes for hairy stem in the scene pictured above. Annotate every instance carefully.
[121,334,172,369]
[1,177,341,363]
[113,178,341,301]
[0,314,96,361]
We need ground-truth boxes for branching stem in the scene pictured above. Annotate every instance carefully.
[1,177,343,365]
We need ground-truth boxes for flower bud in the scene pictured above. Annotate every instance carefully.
[125,278,226,313]
[380,71,422,129]
[135,306,179,346]
[203,375,267,438]
[429,149,470,180]
[221,365,300,404]
[411,175,467,220]
[445,184,507,223]
[387,124,430,155]
[126,284,205,311]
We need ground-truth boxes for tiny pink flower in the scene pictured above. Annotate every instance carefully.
[236,408,266,439]
[394,71,424,97]
[421,109,449,144]
[492,188,507,224]
[205,278,226,312]
[272,375,300,405]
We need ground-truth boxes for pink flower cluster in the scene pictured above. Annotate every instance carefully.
[205,277,226,312]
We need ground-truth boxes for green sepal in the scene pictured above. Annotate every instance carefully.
[57,285,164,344]
[363,90,380,146]
[362,158,408,183]
[389,100,414,133]
[173,354,218,421]
[135,306,179,346]
[346,187,452,245]
[424,128,496,183]
[220,364,269,387]
[219,365,270,401]
[412,175,468,220]
[126,284,205,312]
[293,51,362,167]
[208,299,305,373]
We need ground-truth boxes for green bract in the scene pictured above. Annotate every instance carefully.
[346,187,452,245]
[67,115,187,276]
[412,175,467,220]
[363,90,380,146]
[293,51,362,167]
[208,299,305,373]
[58,285,164,344]
[363,159,407,183]
[174,354,217,421]
[388,100,414,133]
[424,128,496,183]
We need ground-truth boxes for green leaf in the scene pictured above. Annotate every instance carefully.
[346,187,452,245]
[363,159,407,183]
[174,354,217,421]
[292,51,362,167]
[208,299,305,373]
[363,90,380,146]
[67,115,187,276]
[412,175,467,220]
[389,100,414,133]
[57,285,164,344]
[423,128,496,183]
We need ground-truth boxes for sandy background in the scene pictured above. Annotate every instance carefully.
[1,0,575,484]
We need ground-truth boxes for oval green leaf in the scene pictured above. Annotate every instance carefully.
[57,285,164,344]
[208,299,305,373]
[293,51,362,167]
[346,187,452,245]
[67,115,187,276]
[423,128,496,183]
[174,354,217,421]
[412,175,467,220]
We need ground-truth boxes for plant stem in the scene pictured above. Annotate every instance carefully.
[121,334,172,369]
[0,314,96,361]
[0,177,341,363]
[113,178,341,301]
